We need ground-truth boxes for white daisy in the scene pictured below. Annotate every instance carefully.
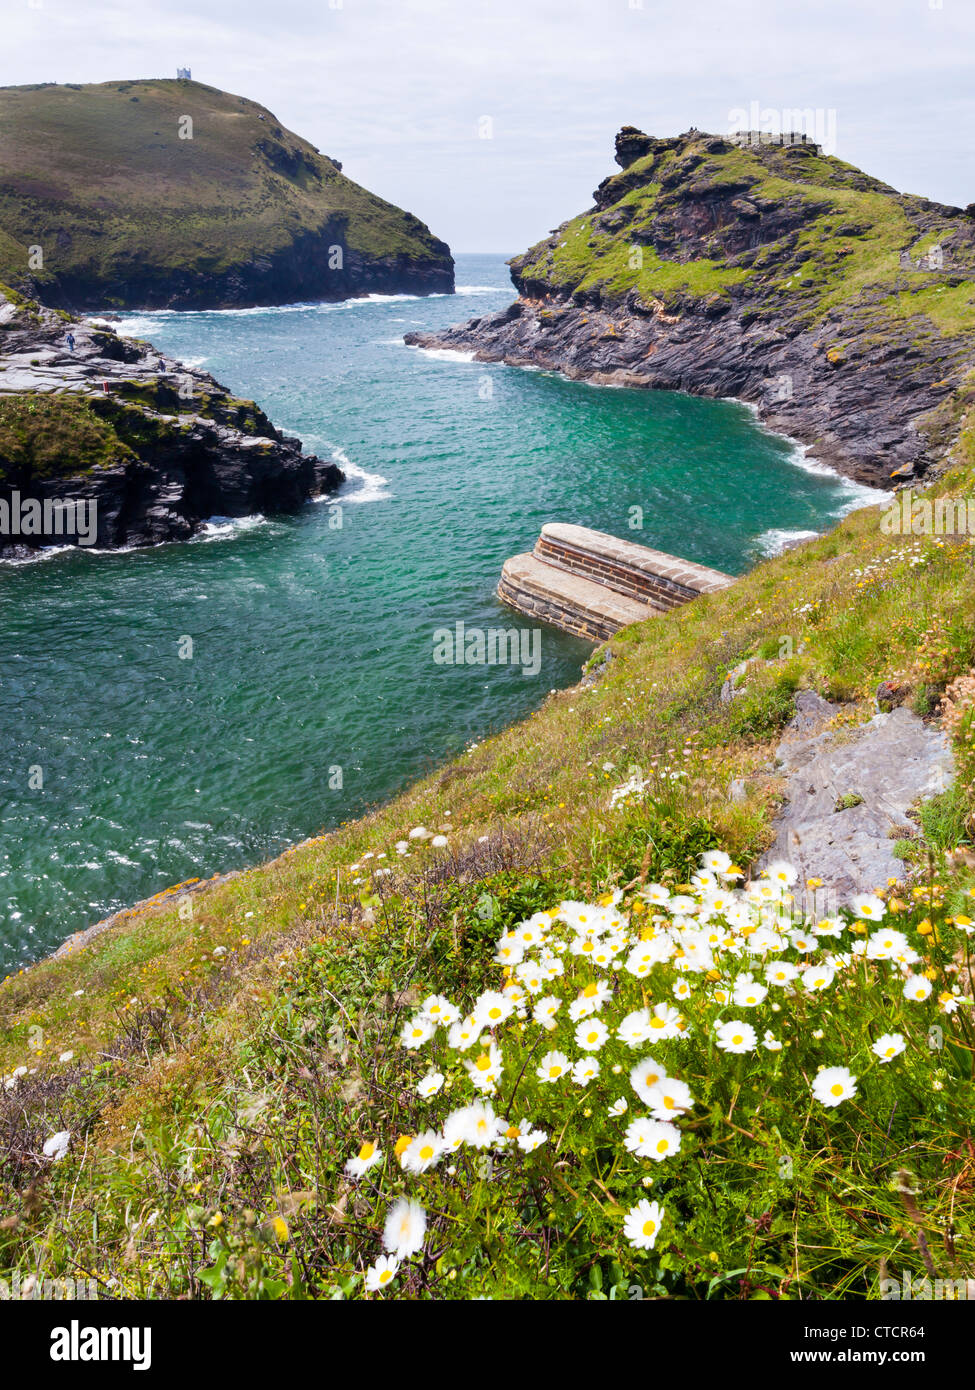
[623,1198,666,1250]
[872,1032,906,1063]
[382,1198,426,1258]
[812,1066,857,1107]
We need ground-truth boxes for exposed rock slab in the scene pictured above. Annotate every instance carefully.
[759,691,954,900]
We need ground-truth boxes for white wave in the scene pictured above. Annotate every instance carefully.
[0,543,79,567]
[455,285,509,294]
[412,346,478,363]
[177,355,208,368]
[191,514,270,542]
[753,528,821,557]
[329,446,392,504]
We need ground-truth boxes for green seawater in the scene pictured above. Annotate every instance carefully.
[0,254,879,972]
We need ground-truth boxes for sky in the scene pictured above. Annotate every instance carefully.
[3,0,973,254]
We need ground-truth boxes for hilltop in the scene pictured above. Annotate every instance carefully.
[408,127,975,487]
[0,79,454,309]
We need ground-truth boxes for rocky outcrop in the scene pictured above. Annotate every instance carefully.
[758,690,954,899]
[0,289,343,553]
[406,128,975,489]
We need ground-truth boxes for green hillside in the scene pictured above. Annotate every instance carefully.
[513,128,975,332]
[0,80,453,308]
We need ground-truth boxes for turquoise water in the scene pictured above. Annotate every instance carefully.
[0,254,878,973]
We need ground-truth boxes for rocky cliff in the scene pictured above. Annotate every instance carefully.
[0,285,343,553]
[407,128,975,487]
[0,80,454,310]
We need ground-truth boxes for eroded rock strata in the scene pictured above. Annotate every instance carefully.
[407,128,975,488]
[0,288,343,554]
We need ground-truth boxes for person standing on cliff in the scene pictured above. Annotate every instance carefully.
[65,331,75,352]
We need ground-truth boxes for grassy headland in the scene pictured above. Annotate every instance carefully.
[0,80,454,308]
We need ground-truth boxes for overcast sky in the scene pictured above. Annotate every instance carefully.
[3,0,973,254]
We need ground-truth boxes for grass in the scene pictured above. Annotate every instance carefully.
[2,407,975,1297]
[0,393,135,482]
[0,80,452,305]
[512,131,975,355]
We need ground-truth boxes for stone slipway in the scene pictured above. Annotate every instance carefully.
[499,523,735,641]
[758,690,954,900]
[499,551,653,642]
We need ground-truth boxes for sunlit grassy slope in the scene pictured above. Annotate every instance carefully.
[1,401,974,1299]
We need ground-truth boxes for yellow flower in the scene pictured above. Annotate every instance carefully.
[917,919,933,936]
[270,1216,289,1243]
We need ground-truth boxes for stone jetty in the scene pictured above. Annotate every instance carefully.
[498,523,734,641]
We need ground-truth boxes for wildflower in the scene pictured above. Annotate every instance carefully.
[401,1016,435,1049]
[789,929,818,953]
[702,849,732,875]
[646,1002,683,1040]
[516,1126,548,1153]
[609,1098,628,1117]
[383,1198,427,1259]
[416,1072,444,1099]
[812,1066,858,1108]
[431,834,448,848]
[533,995,562,1029]
[458,1101,502,1148]
[536,1050,571,1083]
[871,1032,906,1063]
[765,960,800,986]
[714,1020,757,1054]
[866,929,909,961]
[448,1015,480,1051]
[629,1056,669,1104]
[642,883,672,906]
[623,1198,666,1251]
[618,1008,653,1046]
[574,1018,609,1052]
[345,1140,383,1179]
[764,860,798,887]
[903,975,933,1002]
[465,1042,503,1093]
[473,990,514,1029]
[850,894,885,922]
[762,1030,783,1052]
[645,1077,694,1121]
[420,994,459,1027]
[401,1131,443,1173]
[58,1051,74,1063]
[801,964,835,993]
[494,934,525,967]
[408,826,430,840]
[733,974,768,1007]
[572,1056,600,1085]
[365,1255,399,1292]
[42,1131,71,1162]
[624,1117,682,1161]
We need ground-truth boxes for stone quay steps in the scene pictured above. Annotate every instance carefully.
[498,523,735,641]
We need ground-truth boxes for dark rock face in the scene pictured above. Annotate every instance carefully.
[49,230,455,313]
[406,129,975,490]
[0,295,344,554]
